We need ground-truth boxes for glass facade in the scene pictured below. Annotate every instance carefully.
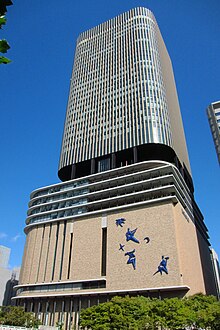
[59,8,173,172]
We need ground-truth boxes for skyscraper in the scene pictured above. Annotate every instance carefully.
[15,8,217,329]
[207,101,220,164]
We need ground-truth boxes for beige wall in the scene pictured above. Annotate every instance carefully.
[196,229,217,295]
[172,203,206,295]
[106,203,181,291]
[20,200,208,296]
[71,216,102,280]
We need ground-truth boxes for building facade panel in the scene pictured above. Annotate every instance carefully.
[37,224,51,283]
[29,226,44,283]
[53,221,65,282]
[21,227,36,284]
[70,216,103,281]
[60,221,73,281]
[172,202,206,295]
[196,229,218,295]
[44,223,57,282]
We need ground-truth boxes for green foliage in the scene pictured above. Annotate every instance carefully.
[184,293,220,330]
[0,0,13,16]
[56,321,64,330]
[0,55,11,63]
[0,39,10,53]
[0,0,12,64]
[79,294,220,330]
[0,16,7,28]
[0,306,41,328]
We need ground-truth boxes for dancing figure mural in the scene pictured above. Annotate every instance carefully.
[115,218,126,227]
[154,256,169,275]
[125,249,136,270]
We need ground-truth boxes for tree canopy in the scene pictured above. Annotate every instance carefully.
[79,294,220,330]
[0,0,12,64]
[0,306,40,328]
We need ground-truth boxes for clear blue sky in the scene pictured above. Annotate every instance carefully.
[0,0,219,269]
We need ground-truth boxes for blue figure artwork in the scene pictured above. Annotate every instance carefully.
[116,218,126,227]
[144,237,150,244]
[126,228,140,244]
[119,243,125,251]
[153,256,169,275]
[125,249,136,270]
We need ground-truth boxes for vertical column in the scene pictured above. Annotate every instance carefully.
[61,221,72,280]
[45,301,49,325]
[59,222,67,280]
[44,224,57,282]
[24,227,37,284]
[73,298,78,330]
[91,159,95,174]
[111,153,116,169]
[101,216,107,277]
[19,232,30,284]
[51,301,56,326]
[69,223,75,280]
[30,226,44,282]
[37,302,41,322]
[71,164,76,180]
[133,146,138,163]
[53,222,65,281]
[37,224,51,283]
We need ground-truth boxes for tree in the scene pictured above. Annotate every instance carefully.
[150,297,192,329]
[79,294,220,330]
[0,0,12,64]
[0,306,41,328]
[184,293,220,330]
[79,296,159,330]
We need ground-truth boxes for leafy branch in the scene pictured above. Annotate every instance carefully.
[0,0,13,64]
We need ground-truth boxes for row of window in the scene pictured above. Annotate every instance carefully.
[31,180,89,200]
[16,280,106,295]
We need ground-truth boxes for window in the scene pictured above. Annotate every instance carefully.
[98,157,111,172]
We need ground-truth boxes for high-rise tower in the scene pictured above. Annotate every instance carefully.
[207,101,220,164]
[58,7,191,188]
[15,8,217,329]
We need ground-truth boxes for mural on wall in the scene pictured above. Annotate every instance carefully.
[119,243,125,251]
[126,228,140,244]
[153,256,169,275]
[144,236,150,244]
[116,217,170,273]
[125,249,136,270]
[115,218,126,227]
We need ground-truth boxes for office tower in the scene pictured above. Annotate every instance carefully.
[15,8,217,329]
[207,101,220,164]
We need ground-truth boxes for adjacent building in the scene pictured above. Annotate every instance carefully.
[0,246,20,306]
[0,245,10,269]
[207,101,220,164]
[211,249,220,300]
[14,7,218,329]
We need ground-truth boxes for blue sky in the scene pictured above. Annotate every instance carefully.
[0,0,219,269]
